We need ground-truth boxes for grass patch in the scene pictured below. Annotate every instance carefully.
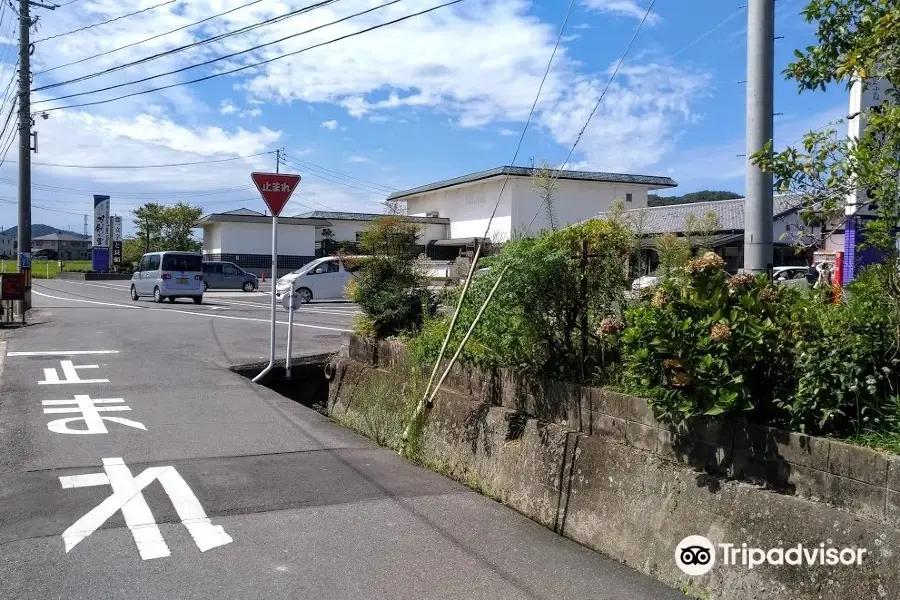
[0,259,92,279]
[842,431,900,455]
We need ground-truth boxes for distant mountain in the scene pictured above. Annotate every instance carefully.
[648,190,742,207]
[1,224,89,239]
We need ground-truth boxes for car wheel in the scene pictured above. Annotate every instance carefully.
[203,281,209,292]
[153,287,163,303]
[130,285,139,301]
[168,296,176,303]
[193,296,203,305]
[297,287,312,304]
[242,281,256,292]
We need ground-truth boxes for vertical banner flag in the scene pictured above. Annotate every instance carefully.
[112,215,123,265]
[92,195,111,272]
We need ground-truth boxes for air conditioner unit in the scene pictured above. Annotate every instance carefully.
[426,211,439,218]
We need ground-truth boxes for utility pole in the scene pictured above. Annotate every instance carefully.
[17,0,54,309]
[275,148,281,173]
[743,0,774,275]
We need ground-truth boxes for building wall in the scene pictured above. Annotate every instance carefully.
[407,179,514,241]
[511,178,651,235]
[202,222,316,256]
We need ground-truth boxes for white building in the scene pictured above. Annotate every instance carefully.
[293,211,450,248]
[387,166,678,243]
[195,209,330,276]
[0,231,15,258]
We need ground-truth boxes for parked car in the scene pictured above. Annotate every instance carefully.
[201,261,258,292]
[773,266,813,289]
[275,256,361,304]
[131,251,204,304]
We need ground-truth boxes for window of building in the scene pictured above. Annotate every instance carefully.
[626,193,633,203]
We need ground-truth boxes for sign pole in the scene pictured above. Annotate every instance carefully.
[285,290,294,380]
[254,214,278,384]
[249,170,301,384]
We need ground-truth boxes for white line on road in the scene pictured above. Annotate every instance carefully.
[32,289,352,332]
[7,350,120,357]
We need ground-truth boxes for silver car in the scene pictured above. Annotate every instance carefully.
[130,251,204,304]
[201,261,258,292]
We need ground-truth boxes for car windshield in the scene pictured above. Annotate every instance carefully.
[162,253,202,271]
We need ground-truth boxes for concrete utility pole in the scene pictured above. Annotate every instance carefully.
[743,0,774,275]
[275,148,281,173]
[17,0,32,308]
[17,0,54,309]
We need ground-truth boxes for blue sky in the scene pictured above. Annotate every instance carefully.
[0,0,849,235]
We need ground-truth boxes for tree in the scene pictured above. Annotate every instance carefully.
[648,190,742,207]
[684,209,721,253]
[134,203,167,254]
[321,227,335,242]
[132,202,203,253]
[532,159,559,231]
[752,0,900,254]
[359,215,420,258]
[654,233,691,278]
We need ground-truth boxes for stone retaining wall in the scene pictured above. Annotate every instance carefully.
[333,335,900,600]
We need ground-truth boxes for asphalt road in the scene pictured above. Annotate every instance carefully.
[0,279,687,599]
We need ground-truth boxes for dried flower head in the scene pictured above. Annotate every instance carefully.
[597,316,625,336]
[759,286,779,303]
[651,290,669,308]
[710,323,732,343]
[638,285,656,301]
[728,272,756,291]
[686,251,725,275]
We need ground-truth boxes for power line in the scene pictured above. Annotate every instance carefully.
[280,155,396,195]
[1,151,272,169]
[282,152,397,192]
[35,0,403,104]
[37,0,266,76]
[0,96,18,168]
[526,0,657,232]
[280,157,390,198]
[34,0,179,43]
[0,176,256,199]
[671,7,744,59]
[37,0,465,113]
[34,0,342,90]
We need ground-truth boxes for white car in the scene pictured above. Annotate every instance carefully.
[275,256,359,304]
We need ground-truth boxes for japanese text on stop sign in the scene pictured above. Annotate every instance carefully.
[260,182,292,193]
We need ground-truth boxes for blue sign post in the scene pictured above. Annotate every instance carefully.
[91,195,110,272]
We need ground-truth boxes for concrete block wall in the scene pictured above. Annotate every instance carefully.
[337,335,900,599]
[352,335,900,528]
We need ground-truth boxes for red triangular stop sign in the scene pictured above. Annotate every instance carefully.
[251,172,301,217]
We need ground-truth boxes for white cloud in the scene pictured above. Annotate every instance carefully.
[581,0,660,24]
[0,0,713,229]
[348,155,369,163]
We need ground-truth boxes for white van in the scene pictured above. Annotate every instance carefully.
[275,256,360,304]
[131,251,205,304]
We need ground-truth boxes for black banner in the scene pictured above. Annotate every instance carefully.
[112,241,123,265]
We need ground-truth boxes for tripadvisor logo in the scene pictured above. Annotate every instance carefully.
[675,536,867,575]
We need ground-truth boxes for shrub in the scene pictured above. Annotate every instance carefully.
[620,252,799,423]
[348,256,433,338]
[786,264,900,435]
[408,218,633,383]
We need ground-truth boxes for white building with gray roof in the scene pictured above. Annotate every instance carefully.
[386,165,678,244]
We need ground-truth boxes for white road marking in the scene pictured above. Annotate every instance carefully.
[43,395,146,435]
[33,289,351,332]
[39,360,109,385]
[210,296,360,317]
[8,350,120,357]
[61,457,232,560]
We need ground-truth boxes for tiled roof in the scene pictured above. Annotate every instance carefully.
[292,210,449,224]
[33,232,89,241]
[222,208,264,216]
[385,166,678,201]
[596,194,803,234]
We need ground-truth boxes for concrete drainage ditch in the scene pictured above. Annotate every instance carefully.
[230,353,332,416]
